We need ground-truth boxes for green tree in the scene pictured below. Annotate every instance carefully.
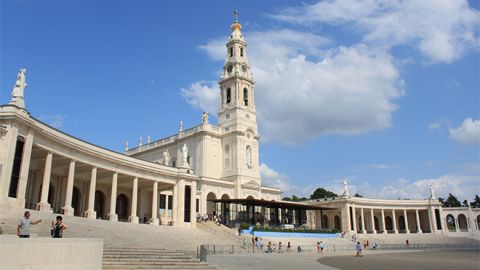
[310,188,337,199]
[462,200,469,207]
[353,193,363,198]
[282,195,307,202]
[471,194,480,208]
[443,193,461,207]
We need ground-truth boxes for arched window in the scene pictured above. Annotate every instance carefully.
[322,215,329,228]
[240,47,244,57]
[334,215,341,230]
[224,145,230,167]
[226,88,231,104]
[458,214,468,232]
[229,47,233,57]
[385,216,393,231]
[446,214,456,231]
[477,215,480,231]
[243,88,248,106]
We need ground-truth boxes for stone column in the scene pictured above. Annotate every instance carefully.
[108,173,118,221]
[62,160,76,216]
[404,209,410,233]
[177,179,185,225]
[341,204,351,233]
[381,209,386,234]
[415,209,422,233]
[37,152,53,212]
[190,180,197,228]
[360,208,366,234]
[129,177,139,224]
[84,167,97,219]
[0,125,19,201]
[16,131,34,208]
[392,209,398,234]
[370,208,376,234]
[172,184,178,226]
[150,181,159,225]
[164,195,170,219]
[428,206,437,233]
[352,204,357,233]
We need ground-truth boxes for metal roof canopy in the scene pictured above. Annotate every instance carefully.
[209,198,334,211]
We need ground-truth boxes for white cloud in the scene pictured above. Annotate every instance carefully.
[186,30,403,144]
[272,0,480,63]
[180,81,220,116]
[428,122,441,130]
[259,163,314,197]
[37,114,66,129]
[449,118,480,144]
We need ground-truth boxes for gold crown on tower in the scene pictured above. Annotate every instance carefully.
[231,10,242,31]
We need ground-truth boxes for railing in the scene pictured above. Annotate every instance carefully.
[197,242,480,262]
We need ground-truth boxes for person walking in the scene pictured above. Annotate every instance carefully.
[287,241,291,253]
[356,241,362,257]
[320,241,325,253]
[17,211,42,238]
[316,241,320,253]
[51,216,68,238]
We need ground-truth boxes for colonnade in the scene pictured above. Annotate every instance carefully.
[348,204,440,234]
[8,141,197,227]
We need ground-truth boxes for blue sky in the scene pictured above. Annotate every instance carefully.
[1,0,479,201]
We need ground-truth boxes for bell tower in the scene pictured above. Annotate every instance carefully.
[218,12,261,197]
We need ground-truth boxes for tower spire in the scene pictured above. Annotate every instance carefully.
[233,10,239,23]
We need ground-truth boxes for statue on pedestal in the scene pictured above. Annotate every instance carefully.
[182,144,190,168]
[342,179,350,197]
[162,150,170,166]
[10,68,27,109]
[202,112,209,124]
[429,184,436,199]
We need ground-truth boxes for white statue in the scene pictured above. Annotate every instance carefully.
[182,144,189,168]
[124,141,129,152]
[429,184,436,199]
[202,112,209,124]
[246,146,252,167]
[162,150,170,166]
[10,68,27,109]
[342,179,350,197]
[139,136,143,146]
[179,121,183,132]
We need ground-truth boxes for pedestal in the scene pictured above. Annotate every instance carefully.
[150,218,159,225]
[62,206,75,216]
[36,202,52,213]
[108,213,118,222]
[129,216,139,224]
[85,210,97,219]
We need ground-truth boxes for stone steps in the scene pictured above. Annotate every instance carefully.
[102,246,219,270]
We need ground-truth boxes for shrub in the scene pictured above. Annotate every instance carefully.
[239,223,250,230]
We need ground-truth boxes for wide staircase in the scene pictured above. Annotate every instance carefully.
[102,246,218,269]
[0,208,243,269]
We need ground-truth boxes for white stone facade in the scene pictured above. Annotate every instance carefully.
[0,19,280,228]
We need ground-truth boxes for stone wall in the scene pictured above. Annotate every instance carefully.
[0,236,103,270]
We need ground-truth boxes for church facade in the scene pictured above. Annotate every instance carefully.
[0,18,479,239]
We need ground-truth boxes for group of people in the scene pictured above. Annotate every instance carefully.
[196,213,222,226]
[17,211,68,239]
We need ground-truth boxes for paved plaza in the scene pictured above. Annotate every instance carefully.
[208,250,480,270]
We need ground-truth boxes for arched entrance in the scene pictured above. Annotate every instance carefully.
[220,194,230,224]
[322,215,329,228]
[72,187,81,216]
[446,214,456,231]
[334,215,341,230]
[94,191,106,219]
[385,216,393,231]
[458,214,468,232]
[116,194,129,221]
[206,192,216,215]
[398,216,406,231]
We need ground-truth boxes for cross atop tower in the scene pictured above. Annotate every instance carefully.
[233,10,239,23]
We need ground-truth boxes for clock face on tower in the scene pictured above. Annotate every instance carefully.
[241,65,247,73]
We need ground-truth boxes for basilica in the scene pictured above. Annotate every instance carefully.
[0,17,478,240]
